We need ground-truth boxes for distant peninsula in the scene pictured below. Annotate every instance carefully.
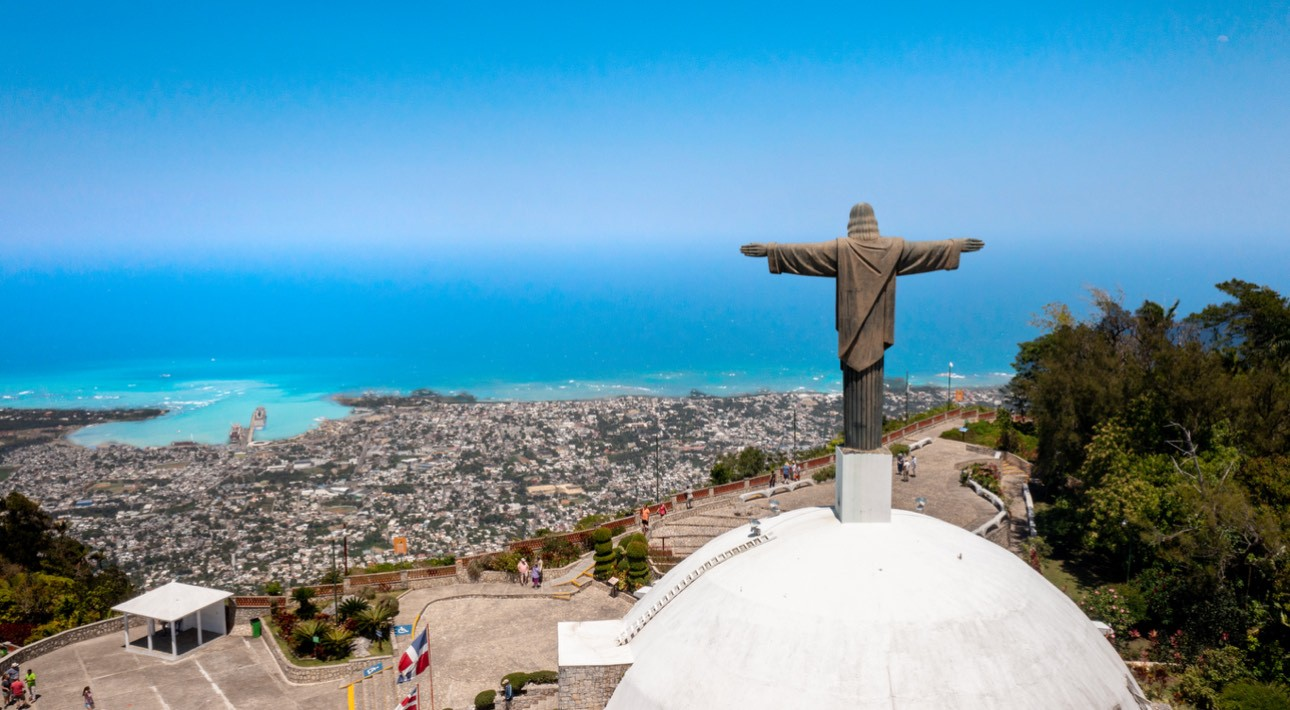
[334,389,478,408]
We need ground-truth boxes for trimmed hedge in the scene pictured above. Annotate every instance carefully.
[626,540,650,587]
[474,689,496,709]
[528,670,558,685]
[502,671,531,692]
[592,527,615,580]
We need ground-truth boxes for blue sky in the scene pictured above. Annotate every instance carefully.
[1,1,1287,270]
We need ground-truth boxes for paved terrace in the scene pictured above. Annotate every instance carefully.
[21,414,1024,709]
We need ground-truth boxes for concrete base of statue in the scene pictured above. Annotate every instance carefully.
[834,447,892,524]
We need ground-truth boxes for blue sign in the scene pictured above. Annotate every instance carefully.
[394,624,413,636]
[363,662,383,678]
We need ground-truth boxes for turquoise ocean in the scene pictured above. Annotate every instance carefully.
[3,239,1284,447]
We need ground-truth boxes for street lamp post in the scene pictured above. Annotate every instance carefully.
[330,536,339,612]
[792,401,798,453]
[904,370,910,423]
[947,361,954,408]
[655,404,661,502]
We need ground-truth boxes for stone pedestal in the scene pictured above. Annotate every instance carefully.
[834,447,892,524]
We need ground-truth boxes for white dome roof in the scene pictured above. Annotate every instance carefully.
[605,507,1145,710]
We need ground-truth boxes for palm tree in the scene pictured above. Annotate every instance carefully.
[337,596,370,624]
[291,619,327,657]
[354,597,398,643]
[319,625,356,661]
[291,587,318,620]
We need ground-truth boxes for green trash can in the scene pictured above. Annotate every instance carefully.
[250,618,262,638]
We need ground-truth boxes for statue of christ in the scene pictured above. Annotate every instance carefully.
[741,202,984,450]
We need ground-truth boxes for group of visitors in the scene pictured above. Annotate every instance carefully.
[1,664,35,708]
[516,557,543,589]
[769,462,802,488]
[897,453,918,482]
[640,502,668,534]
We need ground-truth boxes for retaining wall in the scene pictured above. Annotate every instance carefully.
[2,615,147,667]
[258,621,392,684]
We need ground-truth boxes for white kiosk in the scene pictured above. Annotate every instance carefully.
[113,582,232,659]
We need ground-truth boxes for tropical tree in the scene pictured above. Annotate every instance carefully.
[354,598,398,643]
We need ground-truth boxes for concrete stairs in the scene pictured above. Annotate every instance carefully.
[647,548,685,576]
[512,684,559,709]
[648,509,750,558]
[549,564,596,601]
[996,459,1031,553]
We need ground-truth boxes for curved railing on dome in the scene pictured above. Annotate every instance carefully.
[616,531,775,646]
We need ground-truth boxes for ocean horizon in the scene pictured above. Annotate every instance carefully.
[5,238,1286,447]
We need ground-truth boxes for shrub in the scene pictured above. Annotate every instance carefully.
[1218,680,1290,709]
[527,670,558,685]
[473,689,496,709]
[272,607,298,638]
[466,557,485,582]
[502,672,531,692]
[476,551,521,574]
[1078,585,1141,647]
[575,513,610,530]
[812,465,836,482]
[889,443,910,456]
[541,536,581,568]
[263,580,283,595]
[959,463,1001,496]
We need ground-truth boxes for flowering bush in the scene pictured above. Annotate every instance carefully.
[1079,585,1139,647]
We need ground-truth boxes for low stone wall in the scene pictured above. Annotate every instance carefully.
[406,575,457,591]
[259,621,392,684]
[965,478,1009,537]
[558,663,631,710]
[2,615,146,667]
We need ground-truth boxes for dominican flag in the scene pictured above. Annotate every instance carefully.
[397,627,431,683]
[393,686,418,710]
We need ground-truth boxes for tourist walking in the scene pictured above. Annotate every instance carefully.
[21,670,33,702]
[502,677,514,709]
[83,686,95,709]
[640,504,651,534]
[911,455,918,478]
[656,502,667,519]
[7,678,25,709]
[517,557,530,587]
[533,560,543,589]
[685,485,694,509]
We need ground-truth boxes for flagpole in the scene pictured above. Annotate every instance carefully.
[426,623,436,710]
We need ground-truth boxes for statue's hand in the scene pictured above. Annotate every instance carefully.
[961,238,984,253]
[740,243,769,258]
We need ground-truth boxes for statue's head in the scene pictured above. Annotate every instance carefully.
[847,202,879,240]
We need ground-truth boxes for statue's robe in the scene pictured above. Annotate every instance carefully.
[765,236,966,449]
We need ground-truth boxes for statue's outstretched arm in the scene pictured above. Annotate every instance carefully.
[962,238,985,253]
[740,243,768,257]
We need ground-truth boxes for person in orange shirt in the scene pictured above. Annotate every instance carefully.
[641,504,651,533]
